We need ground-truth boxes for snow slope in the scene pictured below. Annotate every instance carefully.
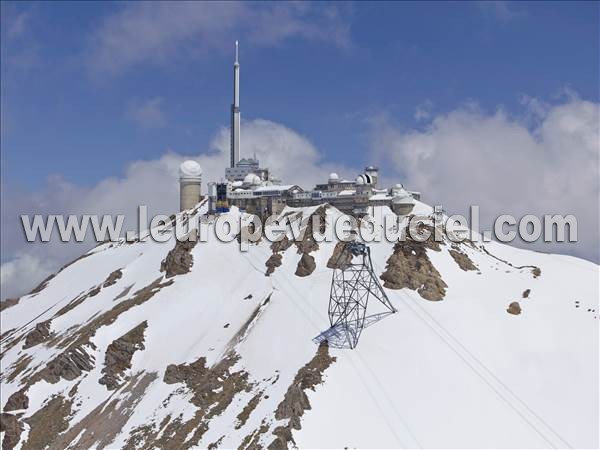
[1,201,598,449]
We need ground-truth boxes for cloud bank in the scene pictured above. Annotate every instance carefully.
[371,95,599,262]
[87,2,351,77]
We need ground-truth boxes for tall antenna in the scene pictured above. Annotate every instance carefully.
[235,40,239,64]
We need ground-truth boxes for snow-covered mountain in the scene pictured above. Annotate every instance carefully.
[1,201,598,449]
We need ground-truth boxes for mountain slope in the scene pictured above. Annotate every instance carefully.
[1,202,598,449]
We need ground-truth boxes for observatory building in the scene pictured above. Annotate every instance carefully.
[179,160,202,211]
[185,41,421,218]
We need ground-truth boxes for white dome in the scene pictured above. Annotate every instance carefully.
[179,160,202,180]
[356,175,365,185]
[243,173,261,186]
[395,183,404,189]
[328,172,339,182]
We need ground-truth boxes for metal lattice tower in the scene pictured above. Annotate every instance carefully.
[328,242,396,348]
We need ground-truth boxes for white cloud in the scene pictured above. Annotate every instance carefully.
[0,118,358,300]
[370,95,600,262]
[87,2,351,77]
[127,97,167,129]
[414,100,433,121]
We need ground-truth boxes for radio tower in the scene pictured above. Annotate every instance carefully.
[230,40,241,168]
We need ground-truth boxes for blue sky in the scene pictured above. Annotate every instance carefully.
[2,1,597,188]
[1,1,599,298]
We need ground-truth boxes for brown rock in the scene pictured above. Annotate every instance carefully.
[295,254,316,277]
[507,301,522,315]
[102,269,123,287]
[161,239,197,277]
[326,241,353,269]
[269,341,336,449]
[23,320,52,349]
[265,253,283,276]
[522,289,531,298]
[0,298,20,312]
[381,238,447,301]
[1,413,24,450]
[99,321,148,390]
[449,248,478,271]
[4,390,29,412]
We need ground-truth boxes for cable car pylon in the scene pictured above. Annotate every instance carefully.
[327,241,396,348]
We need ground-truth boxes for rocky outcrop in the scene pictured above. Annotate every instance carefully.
[99,321,148,390]
[449,248,478,271]
[266,236,292,276]
[507,301,522,315]
[40,345,96,383]
[4,390,29,412]
[381,236,447,301]
[0,298,20,312]
[161,239,197,277]
[124,352,253,449]
[1,413,24,450]
[103,269,123,288]
[269,341,336,449]
[23,320,52,349]
[522,289,531,298]
[265,253,283,276]
[34,278,172,384]
[327,241,353,269]
[22,396,72,450]
[295,253,316,277]
[43,373,156,450]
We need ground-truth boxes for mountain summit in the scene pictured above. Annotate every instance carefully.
[1,202,598,449]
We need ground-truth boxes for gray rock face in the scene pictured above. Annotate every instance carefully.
[3,390,29,412]
[23,321,52,349]
[295,254,316,277]
[99,321,148,390]
[161,239,197,277]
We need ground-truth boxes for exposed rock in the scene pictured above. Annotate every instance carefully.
[532,267,542,278]
[22,396,72,450]
[266,236,292,276]
[126,352,252,449]
[507,301,522,315]
[4,354,33,383]
[381,237,447,301]
[294,206,327,255]
[449,248,478,271]
[239,420,269,450]
[34,278,172,384]
[23,320,52,349]
[47,372,157,450]
[40,345,96,383]
[295,253,316,277]
[4,390,29,412]
[522,289,531,298]
[99,321,148,390]
[271,235,292,254]
[265,253,283,276]
[103,269,123,288]
[269,341,336,449]
[0,297,20,312]
[1,412,24,450]
[326,241,353,269]
[236,391,263,429]
[161,238,198,277]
